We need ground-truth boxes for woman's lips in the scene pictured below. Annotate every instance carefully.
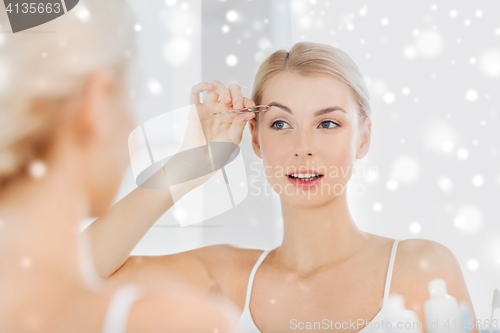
[287,175,323,190]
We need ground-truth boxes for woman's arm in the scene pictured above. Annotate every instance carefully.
[83,176,183,280]
[82,80,256,281]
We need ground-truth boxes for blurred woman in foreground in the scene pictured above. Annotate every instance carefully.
[0,1,238,332]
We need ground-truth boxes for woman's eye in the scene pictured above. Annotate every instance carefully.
[319,120,339,129]
[271,120,291,130]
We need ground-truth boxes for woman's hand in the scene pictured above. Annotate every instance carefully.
[190,80,256,146]
[159,80,256,196]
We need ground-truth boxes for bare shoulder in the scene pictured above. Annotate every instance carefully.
[60,283,237,333]
[391,238,477,331]
[363,236,460,275]
[27,281,239,333]
[395,238,462,275]
[109,244,260,288]
[189,244,266,309]
[394,238,468,297]
[192,244,266,295]
[125,282,239,333]
[109,243,266,306]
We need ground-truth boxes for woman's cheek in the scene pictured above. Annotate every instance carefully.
[319,141,355,182]
[261,145,287,183]
[262,152,283,180]
[261,133,283,159]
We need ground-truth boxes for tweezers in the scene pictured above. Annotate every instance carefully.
[210,105,271,116]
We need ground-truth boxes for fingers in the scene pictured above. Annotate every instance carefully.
[192,80,256,118]
[243,97,256,109]
[226,112,256,144]
[228,84,245,109]
[190,82,215,105]
[204,80,232,105]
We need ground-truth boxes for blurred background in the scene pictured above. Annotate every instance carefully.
[80,0,500,321]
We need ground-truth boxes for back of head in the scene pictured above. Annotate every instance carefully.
[0,0,136,189]
[251,41,371,125]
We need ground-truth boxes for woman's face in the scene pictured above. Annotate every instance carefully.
[249,72,371,207]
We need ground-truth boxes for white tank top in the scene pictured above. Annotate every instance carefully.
[102,284,144,333]
[237,239,401,333]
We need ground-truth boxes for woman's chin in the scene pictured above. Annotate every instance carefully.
[280,193,335,208]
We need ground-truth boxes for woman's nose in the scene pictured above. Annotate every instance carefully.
[295,151,313,157]
[295,145,313,157]
[293,130,314,157]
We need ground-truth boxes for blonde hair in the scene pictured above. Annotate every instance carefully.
[251,41,371,125]
[0,0,136,188]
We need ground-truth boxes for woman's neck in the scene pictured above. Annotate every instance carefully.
[0,158,89,286]
[275,192,369,275]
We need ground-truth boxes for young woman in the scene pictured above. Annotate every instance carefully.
[86,42,479,332]
[0,1,239,332]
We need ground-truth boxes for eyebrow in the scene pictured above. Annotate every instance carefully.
[267,102,346,116]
